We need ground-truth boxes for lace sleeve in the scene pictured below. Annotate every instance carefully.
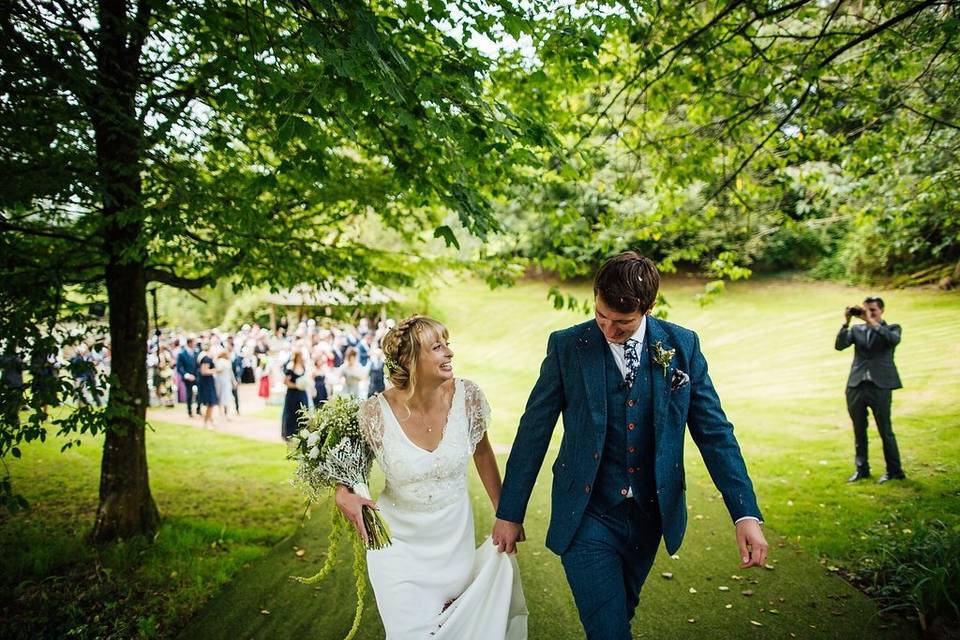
[358,396,384,458]
[463,379,491,454]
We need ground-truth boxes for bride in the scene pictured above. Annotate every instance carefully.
[335,315,527,639]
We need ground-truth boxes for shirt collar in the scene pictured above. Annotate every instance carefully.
[607,315,647,347]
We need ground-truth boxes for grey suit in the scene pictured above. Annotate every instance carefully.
[835,321,903,476]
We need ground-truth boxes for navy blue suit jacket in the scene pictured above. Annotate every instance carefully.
[496,316,762,555]
[176,348,198,378]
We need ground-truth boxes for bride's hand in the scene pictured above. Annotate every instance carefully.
[335,484,377,545]
[492,518,524,554]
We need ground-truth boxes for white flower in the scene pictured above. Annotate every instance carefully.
[307,432,320,448]
[308,446,320,460]
[299,428,310,439]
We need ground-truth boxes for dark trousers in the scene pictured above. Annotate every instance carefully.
[183,380,200,416]
[232,387,239,413]
[846,382,902,476]
[561,498,662,640]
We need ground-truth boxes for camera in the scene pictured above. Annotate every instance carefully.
[849,306,864,317]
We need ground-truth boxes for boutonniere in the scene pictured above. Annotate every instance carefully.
[651,340,675,378]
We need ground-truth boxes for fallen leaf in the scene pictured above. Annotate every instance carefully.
[750,620,763,626]
[260,609,270,615]
[763,564,775,570]
[768,609,779,615]
[718,586,730,592]
[295,549,306,557]
[687,619,696,623]
[661,572,674,579]
[671,554,681,560]
[742,590,755,597]
[725,604,733,609]
[689,587,698,594]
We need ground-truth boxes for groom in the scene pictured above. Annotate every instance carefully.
[492,252,768,639]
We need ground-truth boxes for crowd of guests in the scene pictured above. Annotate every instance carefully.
[1,316,393,439]
[153,317,390,435]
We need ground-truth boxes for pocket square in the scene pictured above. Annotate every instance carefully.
[670,368,690,391]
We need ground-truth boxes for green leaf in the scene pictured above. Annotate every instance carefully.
[433,225,460,249]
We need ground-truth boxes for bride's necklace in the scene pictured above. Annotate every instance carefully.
[401,389,451,433]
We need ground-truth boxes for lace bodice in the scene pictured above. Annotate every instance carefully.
[359,379,490,512]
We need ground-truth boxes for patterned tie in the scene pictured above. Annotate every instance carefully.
[624,338,641,387]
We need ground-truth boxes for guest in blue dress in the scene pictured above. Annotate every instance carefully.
[197,345,218,429]
[282,351,308,439]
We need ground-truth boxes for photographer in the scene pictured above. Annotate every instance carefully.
[835,296,905,484]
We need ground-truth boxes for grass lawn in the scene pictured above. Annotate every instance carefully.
[1,275,957,639]
[427,275,960,562]
[0,421,302,639]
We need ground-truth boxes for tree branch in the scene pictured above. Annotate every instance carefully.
[0,219,92,243]
[144,267,215,289]
[705,83,815,204]
[817,0,940,70]
[901,102,960,131]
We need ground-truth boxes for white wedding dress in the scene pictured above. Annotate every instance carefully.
[359,378,527,639]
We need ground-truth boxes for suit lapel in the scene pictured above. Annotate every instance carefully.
[576,323,607,434]
[646,317,671,437]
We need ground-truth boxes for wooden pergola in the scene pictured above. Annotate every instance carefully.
[263,280,404,331]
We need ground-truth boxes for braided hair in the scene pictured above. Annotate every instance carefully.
[381,315,449,400]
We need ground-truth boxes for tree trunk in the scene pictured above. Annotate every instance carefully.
[91,262,159,541]
[89,0,159,542]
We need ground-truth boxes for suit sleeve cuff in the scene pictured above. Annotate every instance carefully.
[735,516,763,525]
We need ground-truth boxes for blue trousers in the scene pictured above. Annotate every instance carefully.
[561,498,662,640]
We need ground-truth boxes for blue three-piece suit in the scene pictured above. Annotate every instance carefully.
[497,316,762,639]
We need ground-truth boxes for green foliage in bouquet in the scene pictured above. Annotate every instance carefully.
[287,396,390,639]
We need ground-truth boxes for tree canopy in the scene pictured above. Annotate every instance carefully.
[0,0,549,539]
[486,0,959,290]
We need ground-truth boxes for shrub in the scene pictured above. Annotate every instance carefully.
[852,519,960,638]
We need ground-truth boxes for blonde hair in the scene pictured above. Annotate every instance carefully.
[381,315,448,405]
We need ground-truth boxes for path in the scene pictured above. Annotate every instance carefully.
[173,444,915,640]
[148,384,281,443]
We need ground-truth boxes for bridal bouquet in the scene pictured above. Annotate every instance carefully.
[288,395,392,550]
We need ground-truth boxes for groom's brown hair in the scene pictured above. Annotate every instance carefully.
[593,251,660,314]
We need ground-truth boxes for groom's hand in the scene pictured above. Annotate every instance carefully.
[492,518,524,554]
[736,519,769,568]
